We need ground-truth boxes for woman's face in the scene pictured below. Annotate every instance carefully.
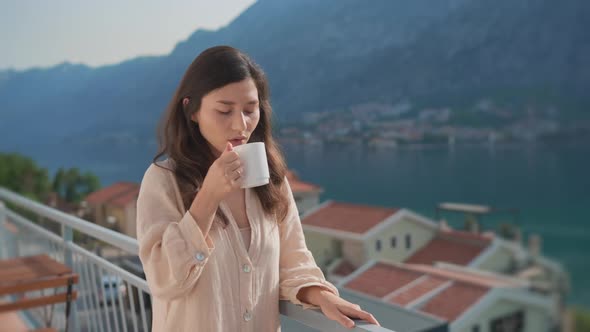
[192,78,261,157]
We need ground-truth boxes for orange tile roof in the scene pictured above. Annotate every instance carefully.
[420,282,488,321]
[302,201,399,234]
[405,229,492,266]
[344,262,423,297]
[85,182,139,206]
[343,261,501,322]
[286,170,322,193]
[331,260,357,277]
[389,276,448,306]
[110,186,140,208]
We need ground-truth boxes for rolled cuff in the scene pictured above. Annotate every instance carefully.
[178,211,215,265]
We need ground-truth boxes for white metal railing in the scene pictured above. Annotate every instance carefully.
[0,187,394,332]
[0,194,152,332]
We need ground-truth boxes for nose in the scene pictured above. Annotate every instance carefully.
[231,111,247,132]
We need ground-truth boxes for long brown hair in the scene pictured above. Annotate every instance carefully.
[153,45,289,226]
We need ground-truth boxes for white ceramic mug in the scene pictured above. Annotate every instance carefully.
[232,142,270,188]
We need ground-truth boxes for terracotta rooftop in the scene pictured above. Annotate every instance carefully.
[302,201,399,234]
[110,186,141,208]
[286,170,322,193]
[344,262,423,297]
[389,276,448,306]
[331,260,357,277]
[85,182,140,207]
[341,261,521,322]
[420,282,488,321]
[405,229,492,266]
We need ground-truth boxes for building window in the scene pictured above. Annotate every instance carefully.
[376,240,381,252]
[405,234,412,250]
[391,236,397,248]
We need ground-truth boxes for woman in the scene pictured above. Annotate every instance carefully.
[136,45,380,331]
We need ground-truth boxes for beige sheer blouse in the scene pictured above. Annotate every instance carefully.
[136,160,338,331]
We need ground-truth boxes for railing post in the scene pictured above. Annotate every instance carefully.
[62,224,73,265]
[0,201,7,258]
[0,201,17,259]
[62,224,79,331]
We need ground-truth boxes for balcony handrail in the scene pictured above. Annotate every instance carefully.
[0,187,139,254]
[280,300,394,331]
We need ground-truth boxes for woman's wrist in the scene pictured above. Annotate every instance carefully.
[189,185,221,234]
[196,183,222,208]
[297,286,331,306]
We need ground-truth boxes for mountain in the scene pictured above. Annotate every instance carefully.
[351,0,590,117]
[0,0,464,151]
[1,0,588,157]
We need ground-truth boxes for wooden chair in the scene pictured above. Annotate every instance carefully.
[0,255,78,332]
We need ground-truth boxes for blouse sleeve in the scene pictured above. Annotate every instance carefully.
[278,177,339,310]
[136,163,215,301]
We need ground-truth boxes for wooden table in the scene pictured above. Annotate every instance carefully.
[0,254,78,331]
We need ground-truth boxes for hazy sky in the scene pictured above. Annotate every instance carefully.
[0,0,256,70]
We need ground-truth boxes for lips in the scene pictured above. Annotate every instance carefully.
[229,137,247,146]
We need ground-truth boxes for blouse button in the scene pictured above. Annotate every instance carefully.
[243,311,252,321]
[242,264,251,273]
[195,252,205,261]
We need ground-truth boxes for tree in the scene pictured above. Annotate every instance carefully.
[1,153,101,204]
[575,307,590,332]
[52,168,65,194]
[53,167,101,203]
[0,153,51,201]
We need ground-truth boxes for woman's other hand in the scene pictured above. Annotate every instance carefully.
[298,286,381,329]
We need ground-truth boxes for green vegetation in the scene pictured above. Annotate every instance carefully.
[1,152,102,244]
[52,167,100,203]
[0,152,100,204]
[0,152,51,202]
[575,307,590,332]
